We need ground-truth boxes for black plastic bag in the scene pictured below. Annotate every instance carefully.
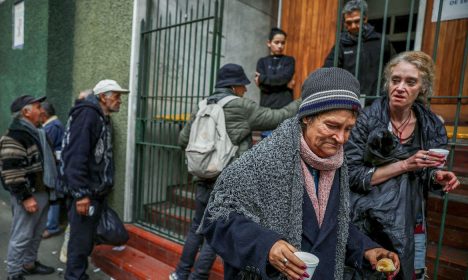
[96,204,129,246]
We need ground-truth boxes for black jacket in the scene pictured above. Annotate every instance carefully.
[324,24,395,105]
[59,95,114,199]
[257,55,295,109]
[345,97,447,279]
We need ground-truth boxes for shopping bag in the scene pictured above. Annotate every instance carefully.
[96,204,129,246]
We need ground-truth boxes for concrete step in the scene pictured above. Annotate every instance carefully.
[426,243,468,280]
[427,192,468,248]
[427,223,468,250]
[126,224,224,280]
[168,185,196,210]
[144,201,193,237]
[427,211,468,232]
[92,244,173,279]
[427,193,468,216]
[92,225,224,280]
[425,189,468,277]
[450,145,468,177]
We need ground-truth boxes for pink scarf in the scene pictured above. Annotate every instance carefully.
[300,136,344,227]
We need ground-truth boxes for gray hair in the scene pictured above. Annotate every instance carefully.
[78,89,93,100]
[343,0,368,17]
[11,104,33,119]
[383,51,435,105]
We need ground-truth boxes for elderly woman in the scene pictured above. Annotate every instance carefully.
[346,51,460,280]
[199,68,400,280]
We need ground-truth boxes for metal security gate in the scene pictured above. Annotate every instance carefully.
[133,0,224,243]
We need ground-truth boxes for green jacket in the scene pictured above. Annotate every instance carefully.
[179,88,300,156]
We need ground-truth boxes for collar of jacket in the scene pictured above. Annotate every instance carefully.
[341,23,381,45]
[207,87,237,104]
[8,117,43,159]
[9,118,40,139]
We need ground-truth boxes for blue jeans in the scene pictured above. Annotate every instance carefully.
[175,181,217,280]
[260,130,272,139]
[414,233,426,270]
[46,204,61,233]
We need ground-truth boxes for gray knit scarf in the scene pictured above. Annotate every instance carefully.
[202,117,350,280]
[19,119,58,200]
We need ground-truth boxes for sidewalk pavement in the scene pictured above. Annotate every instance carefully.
[0,190,109,279]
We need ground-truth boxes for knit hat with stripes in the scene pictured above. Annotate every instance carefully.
[298,67,361,119]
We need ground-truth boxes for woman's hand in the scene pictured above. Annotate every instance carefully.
[364,248,400,279]
[401,150,445,172]
[434,170,460,192]
[268,240,309,279]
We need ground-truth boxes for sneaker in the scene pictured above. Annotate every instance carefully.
[414,268,427,280]
[21,261,55,275]
[169,272,179,280]
[42,229,61,239]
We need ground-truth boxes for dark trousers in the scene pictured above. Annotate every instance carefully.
[65,198,103,280]
[175,180,217,280]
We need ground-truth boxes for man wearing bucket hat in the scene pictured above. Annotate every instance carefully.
[59,79,129,279]
[0,95,56,280]
[198,67,400,280]
[170,63,300,280]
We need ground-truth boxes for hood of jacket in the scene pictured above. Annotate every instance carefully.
[68,94,106,121]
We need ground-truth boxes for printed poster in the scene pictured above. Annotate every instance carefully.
[13,1,25,49]
[432,0,468,22]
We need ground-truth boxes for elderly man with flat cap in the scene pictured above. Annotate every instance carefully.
[59,79,129,280]
[0,95,56,280]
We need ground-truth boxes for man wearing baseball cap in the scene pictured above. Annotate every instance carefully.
[0,95,55,280]
[59,79,129,279]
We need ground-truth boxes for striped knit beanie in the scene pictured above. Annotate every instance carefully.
[298,67,361,119]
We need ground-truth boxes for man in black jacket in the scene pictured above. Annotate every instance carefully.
[0,95,55,280]
[324,0,396,106]
[60,79,129,280]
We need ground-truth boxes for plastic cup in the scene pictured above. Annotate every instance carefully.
[294,251,319,279]
[429,148,449,167]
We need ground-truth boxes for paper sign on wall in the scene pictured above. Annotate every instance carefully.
[13,1,25,49]
[432,0,468,22]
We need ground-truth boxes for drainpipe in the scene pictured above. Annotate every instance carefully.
[278,0,283,27]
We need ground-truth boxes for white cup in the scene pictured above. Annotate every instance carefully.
[429,148,449,168]
[294,251,319,279]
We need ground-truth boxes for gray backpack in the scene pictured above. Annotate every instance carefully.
[185,95,239,178]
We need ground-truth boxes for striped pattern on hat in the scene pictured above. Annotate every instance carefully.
[298,67,361,119]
